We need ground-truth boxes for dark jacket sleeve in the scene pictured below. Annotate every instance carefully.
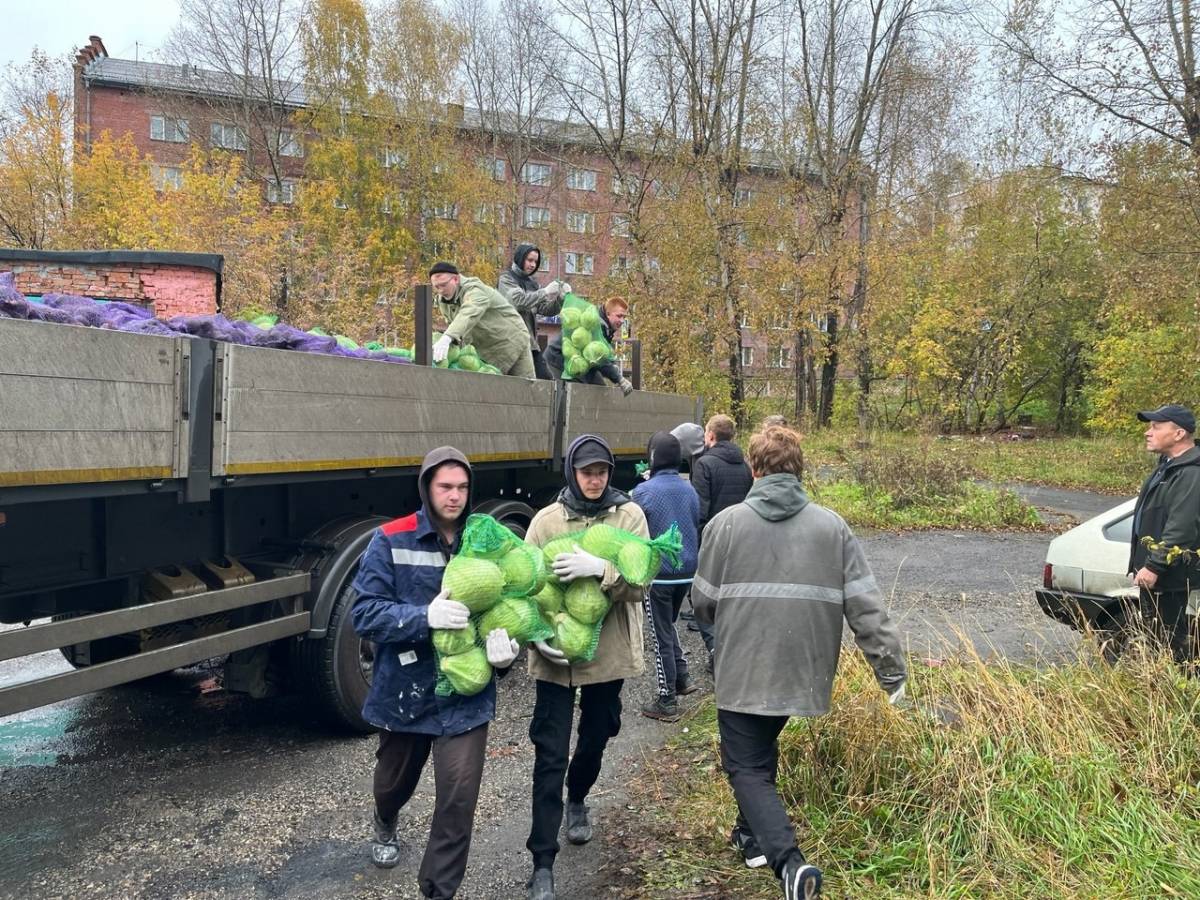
[350,533,431,644]
[597,359,623,384]
[693,457,713,524]
[840,525,906,692]
[1146,467,1200,575]
[498,268,562,316]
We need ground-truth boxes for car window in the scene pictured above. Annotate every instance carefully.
[1102,512,1133,544]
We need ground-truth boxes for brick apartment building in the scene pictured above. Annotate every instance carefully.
[71,35,814,388]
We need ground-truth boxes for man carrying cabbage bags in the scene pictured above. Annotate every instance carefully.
[543,296,634,395]
[692,426,907,900]
[349,447,520,900]
[428,261,536,378]
[523,435,650,900]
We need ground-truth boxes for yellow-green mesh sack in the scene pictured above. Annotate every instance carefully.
[461,514,521,559]
[499,544,543,596]
[578,523,634,560]
[563,577,610,625]
[436,646,492,696]
[432,620,477,657]
[612,523,684,587]
[442,556,504,614]
[479,596,554,645]
[540,532,587,585]
[534,581,564,616]
[559,293,613,381]
[548,610,604,663]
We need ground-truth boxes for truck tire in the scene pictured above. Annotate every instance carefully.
[53,613,139,668]
[290,516,387,733]
[474,499,537,539]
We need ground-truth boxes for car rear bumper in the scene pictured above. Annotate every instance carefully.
[1036,588,1128,631]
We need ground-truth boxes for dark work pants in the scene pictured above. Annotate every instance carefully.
[1139,588,1195,664]
[532,348,553,380]
[527,678,624,868]
[717,709,802,878]
[645,583,690,696]
[687,589,716,654]
[374,724,488,900]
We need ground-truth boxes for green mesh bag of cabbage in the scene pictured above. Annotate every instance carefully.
[433,515,554,695]
[558,293,614,381]
[574,522,683,587]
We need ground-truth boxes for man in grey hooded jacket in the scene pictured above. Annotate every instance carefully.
[497,243,567,380]
[693,425,906,900]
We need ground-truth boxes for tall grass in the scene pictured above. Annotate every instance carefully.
[644,644,1200,898]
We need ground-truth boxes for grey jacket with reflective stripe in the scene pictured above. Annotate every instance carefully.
[693,476,906,717]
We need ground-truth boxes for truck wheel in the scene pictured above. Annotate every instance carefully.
[53,613,139,668]
[474,499,537,539]
[290,516,386,733]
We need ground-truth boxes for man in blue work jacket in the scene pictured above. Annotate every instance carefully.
[351,446,520,900]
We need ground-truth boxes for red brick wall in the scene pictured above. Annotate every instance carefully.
[2,262,218,318]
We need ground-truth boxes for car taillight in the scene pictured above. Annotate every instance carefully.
[1043,563,1053,589]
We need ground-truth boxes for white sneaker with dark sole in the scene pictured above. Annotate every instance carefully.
[730,827,768,868]
[781,858,822,899]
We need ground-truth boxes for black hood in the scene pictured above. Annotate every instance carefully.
[418,446,473,522]
[511,243,541,275]
[706,440,747,465]
[559,434,631,517]
[647,431,682,472]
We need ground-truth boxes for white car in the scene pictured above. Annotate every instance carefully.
[1037,497,1197,636]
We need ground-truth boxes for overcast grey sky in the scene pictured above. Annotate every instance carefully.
[2,1,181,73]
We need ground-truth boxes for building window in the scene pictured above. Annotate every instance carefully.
[612,174,639,195]
[769,311,792,329]
[566,168,597,191]
[610,255,631,275]
[266,179,296,205]
[150,115,189,143]
[565,210,595,234]
[427,201,459,220]
[610,213,631,237]
[381,147,408,169]
[564,252,594,276]
[150,165,184,191]
[520,162,552,186]
[741,346,754,367]
[474,203,506,224]
[483,158,505,181]
[652,179,678,200]
[739,311,749,327]
[210,121,246,150]
[734,187,754,207]
[277,130,303,158]
[771,345,792,368]
[522,205,551,228]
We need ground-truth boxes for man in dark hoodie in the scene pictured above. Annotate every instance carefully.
[693,426,906,899]
[497,244,568,380]
[350,447,521,900]
[1129,404,1200,663]
[632,431,701,720]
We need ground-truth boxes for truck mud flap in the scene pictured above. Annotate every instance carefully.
[0,573,310,718]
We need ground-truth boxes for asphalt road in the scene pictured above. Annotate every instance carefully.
[0,500,1093,900]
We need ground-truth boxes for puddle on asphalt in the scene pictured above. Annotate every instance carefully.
[0,704,75,767]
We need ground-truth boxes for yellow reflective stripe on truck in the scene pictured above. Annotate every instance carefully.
[224,450,549,475]
[0,466,174,487]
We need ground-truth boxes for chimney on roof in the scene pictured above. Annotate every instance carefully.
[444,102,465,125]
[74,35,108,68]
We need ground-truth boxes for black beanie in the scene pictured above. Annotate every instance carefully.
[647,431,682,472]
[429,261,459,277]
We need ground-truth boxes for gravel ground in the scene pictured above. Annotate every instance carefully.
[0,523,1084,900]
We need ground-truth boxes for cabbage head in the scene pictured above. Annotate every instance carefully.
[552,612,595,661]
[432,620,477,657]
[440,646,492,695]
[442,557,504,613]
[564,577,609,625]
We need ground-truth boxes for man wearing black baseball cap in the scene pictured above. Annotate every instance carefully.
[1129,404,1200,663]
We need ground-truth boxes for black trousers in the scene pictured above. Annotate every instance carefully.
[374,724,488,900]
[645,583,689,696]
[532,348,553,380]
[1138,588,1195,663]
[527,678,624,867]
[717,708,802,877]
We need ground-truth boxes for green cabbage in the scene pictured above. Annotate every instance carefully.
[440,647,492,695]
[583,340,609,364]
[534,581,564,615]
[457,353,481,371]
[479,597,546,643]
[542,535,581,569]
[500,546,539,593]
[565,355,590,378]
[564,577,609,624]
[432,620,477,656]
[617,541,659,587]
[442,556,504,613]
[571,327,592,349]
[580,305,601,329]
[561,307,581,330]
[552,612,595,661]
[578,523,630,561]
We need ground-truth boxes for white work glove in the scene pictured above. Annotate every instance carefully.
[534,639,569,666]
[432,334,453,364]
[618,377,634,397]
[552,544,607,582]
[560,281,572,296]
[486,628,520,668]
[887,683,906,705]
[427,590,470,630]
[542,279,563,298]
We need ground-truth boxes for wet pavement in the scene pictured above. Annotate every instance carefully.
[0,510,1087,900]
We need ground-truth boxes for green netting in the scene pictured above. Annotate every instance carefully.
[563,578,609,624]
[546,603,605,663]
[438,646,492,696]
[430,333,505,376]
[441,556,504,614]
[558,293,614,381]
[461,514,521,559]
[479,596,554,645]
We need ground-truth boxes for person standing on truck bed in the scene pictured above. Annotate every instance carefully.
[1129,404,1200,664]
[497,243,568,380]
[429,261,536,378]
[543,296,634,395]
[350,446,521,900]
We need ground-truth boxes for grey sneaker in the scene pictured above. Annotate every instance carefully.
[731,825,767,868]
[527,866,556,900]
[565,801,593,844]
[370,810,400,868]
[642,695,681,721]
[781,853,822,899]
[676,673,698,695]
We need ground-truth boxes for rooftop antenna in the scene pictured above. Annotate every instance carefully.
[135,41,140,62]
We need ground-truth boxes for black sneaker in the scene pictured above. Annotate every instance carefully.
[642,695,681,721]
[781,854,822,899]
[565,801,593,844]
[730,826,768,868]
[527,866,556,900]
[676,674,698,695]
[370,810,400,868]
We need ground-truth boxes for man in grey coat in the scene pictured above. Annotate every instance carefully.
[497,243,567,380]
[693,425,907,900]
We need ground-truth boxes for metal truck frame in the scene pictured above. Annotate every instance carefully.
[0,298,699,730]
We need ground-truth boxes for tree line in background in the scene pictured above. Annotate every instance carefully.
[0,0,1197,435]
